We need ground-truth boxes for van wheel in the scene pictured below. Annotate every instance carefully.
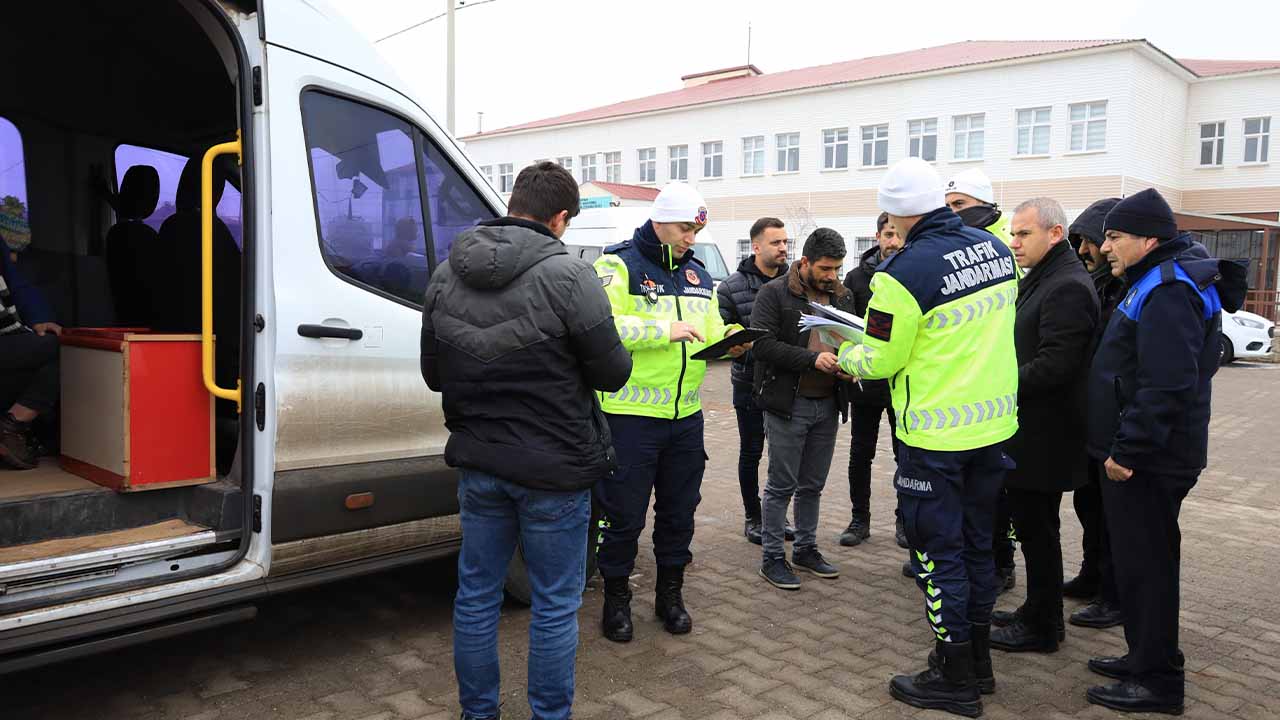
[1220,337,1235,366]
[504,495,602,606]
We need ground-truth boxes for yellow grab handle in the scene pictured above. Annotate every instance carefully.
[202,132,243,413]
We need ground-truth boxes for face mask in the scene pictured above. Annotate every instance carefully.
[956,204,1000,230]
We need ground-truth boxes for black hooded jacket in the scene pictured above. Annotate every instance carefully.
[1086,234,1247,475]
[1068,197,1128,330]
[421,217,632,491]
[717,254,781,385]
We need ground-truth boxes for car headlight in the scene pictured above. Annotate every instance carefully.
[1231,315,1266,330]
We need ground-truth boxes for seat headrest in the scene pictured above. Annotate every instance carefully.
[118,165,160,220]
[175,156,227,212]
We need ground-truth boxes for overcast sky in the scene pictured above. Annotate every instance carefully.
[330,0,1280,136]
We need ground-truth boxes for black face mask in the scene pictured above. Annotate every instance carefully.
[956,204,1001,230]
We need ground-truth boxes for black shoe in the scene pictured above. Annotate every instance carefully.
[1088,651,1185,680]
[1087,680,1184,715]
[601,576,633,643]
[654,565,692,635]
[996,566,1015,594]
[1071,599,1125,629]
[759,557,801,590]
[1062,572,1100,599]
[889,640,983,718]
[992,606,1065,640]
[744,517,762,546]
[990,618,1060,653]
[895,514,909,549]
[784,521,796,542]
[928,624,995,695]
[839,515,870,546]
[902,560,914,578]
[0,414,37,471]
[792,547,839,578]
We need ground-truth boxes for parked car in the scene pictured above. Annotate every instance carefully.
[1221,309,1275,364]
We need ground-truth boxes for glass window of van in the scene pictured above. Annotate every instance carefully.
[0,118,31,252]
[114,144,243,248]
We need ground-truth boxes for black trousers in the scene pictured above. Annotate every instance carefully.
[1006,487,1064,630]
[993,489,1016,571]
[1072,461,1118,601]
[847,403,897,518]
[0,331,59,416]
[731,381,764,520]
[1101,466,1196,694]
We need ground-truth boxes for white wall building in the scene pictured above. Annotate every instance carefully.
[461,40,1280,312]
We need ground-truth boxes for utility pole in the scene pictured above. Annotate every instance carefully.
[446,0,456,135]
[747,22,752,66]
[477,111,484,134]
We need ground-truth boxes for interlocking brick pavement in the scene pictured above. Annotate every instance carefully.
[5,362,1280,719]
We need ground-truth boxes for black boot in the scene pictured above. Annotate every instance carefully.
[990,617,1060,653]
[839,514,871,546]
[928,624,995,695]
[0,413,37,471]
[744,516,763,545]
[654,565,692,635]
[895,511,909,549]
[601,575,633,643]
[890,640,983,717]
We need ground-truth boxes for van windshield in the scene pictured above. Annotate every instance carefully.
[692,244,729,281]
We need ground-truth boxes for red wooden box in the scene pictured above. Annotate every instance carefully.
[59,329,216,491]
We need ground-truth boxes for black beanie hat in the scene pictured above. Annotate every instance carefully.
[1103,188,1177,241]
[1068,197,1121,249]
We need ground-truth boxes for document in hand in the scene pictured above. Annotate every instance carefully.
[798,301,866,346]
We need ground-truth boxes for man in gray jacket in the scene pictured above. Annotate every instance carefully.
[421,161,631,720]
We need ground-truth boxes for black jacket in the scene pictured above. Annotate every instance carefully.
[717,254,780,385]
[842,245,892,407]
[1002,242,1099,492]
[421,217,632,491]
[1086,234,1247,475]
[750,261,855,420]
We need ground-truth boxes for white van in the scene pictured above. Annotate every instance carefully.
[0,0,545,672]
[562,207,733,285]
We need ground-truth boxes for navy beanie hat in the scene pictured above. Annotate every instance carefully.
[1103,188,1178,241]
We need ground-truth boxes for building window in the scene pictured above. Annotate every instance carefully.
[1244,117,1271,163]
[853,236,877,257]
[637,147,656,183]
[669,145,688,181]
[822,128,848,170]
[1016,107,1052,155]
[775,133,800,173]
[907,118,938,162]
[498,163,514,193]
[604,151,622,183]
[1200,122,1225,166]
[479,165,493,184]
[742,136,765,176]
[952,114,985,161]
[737,237,752,263]
[580,154,597,183]
[861,124,888,167]
[702,141,723,178]
[556,156,572,171]
[1069,101,1107,152]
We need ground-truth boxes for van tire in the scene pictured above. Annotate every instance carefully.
[1220,337,1235,366]
[503,496,602,606]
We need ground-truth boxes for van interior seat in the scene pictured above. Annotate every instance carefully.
[105,164,160,327]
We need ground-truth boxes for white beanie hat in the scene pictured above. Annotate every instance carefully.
[945,168,995,204]
[650,183,709,224]
[878,158,945,217]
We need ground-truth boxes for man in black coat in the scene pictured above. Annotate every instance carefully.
[990,198,1099,654]
[1064,197,1128,631]
[1084,189,1246,715]
[839,212,905,547]
[717,217,790,544]
[751,229,855,590]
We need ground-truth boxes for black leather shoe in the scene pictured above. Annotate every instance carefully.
[1071,599,1124,629]
[990,618,1059,653]
[1087,680,1184,715]
[654,565,692,635]
[0,413,37,471]
[902,561,914,578]
[601,576,633,642]
[890,640,983,717]
[1062,572,1100,599]
[1088,651,1185,680]
[744,517,763,545]
[992,606,1065,640]
[839,516,871,546]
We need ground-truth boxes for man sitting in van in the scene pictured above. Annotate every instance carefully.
[420,161,631,720]
[0,238,61,470]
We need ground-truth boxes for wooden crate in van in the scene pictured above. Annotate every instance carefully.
[59,329,216,491]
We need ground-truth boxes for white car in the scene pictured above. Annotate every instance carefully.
[1221,309,1275,364]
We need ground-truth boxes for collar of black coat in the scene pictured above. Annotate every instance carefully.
[481,215,559,240]
[737,253,781,280]
[786,259,850,300]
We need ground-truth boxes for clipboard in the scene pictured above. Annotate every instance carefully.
[690,328,771,361]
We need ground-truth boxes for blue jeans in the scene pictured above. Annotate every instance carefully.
[454,470,591,720]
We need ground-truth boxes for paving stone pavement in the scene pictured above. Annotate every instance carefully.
[5,362,1280,720]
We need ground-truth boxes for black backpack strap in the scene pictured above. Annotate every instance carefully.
[1159,260,1177,285]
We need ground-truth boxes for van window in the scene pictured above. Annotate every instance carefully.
[0,117,31,252]
[420,133,495,268]
[692,243,729,281]
[115,144,244,248]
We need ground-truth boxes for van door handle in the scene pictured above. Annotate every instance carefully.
[298,324,363,340]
